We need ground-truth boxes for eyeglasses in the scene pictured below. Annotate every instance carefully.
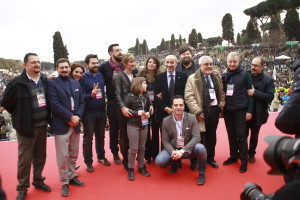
[202,63,212,66]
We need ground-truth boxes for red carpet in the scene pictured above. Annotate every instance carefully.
[0,113,286,200]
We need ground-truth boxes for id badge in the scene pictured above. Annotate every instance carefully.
[177,137,184,148]
[141,115,149,126]
[37,93,46,107]
[147,90,154,101]
[70,97,74,111]
[96,88,103,99]
[209,89,216,99]
[226,84,234,96]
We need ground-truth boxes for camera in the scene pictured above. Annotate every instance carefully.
[240,135,300,200]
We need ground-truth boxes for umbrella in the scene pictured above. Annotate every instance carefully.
[275,55,291,60]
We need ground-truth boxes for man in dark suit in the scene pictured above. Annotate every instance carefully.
[247,56,274,163]
[155,95,207,185]
[48,58,85,197]
[154,55,188,124]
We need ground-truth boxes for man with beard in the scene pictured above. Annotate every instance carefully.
[222,52,253,173]
[176,46,199,77]
[246,56,274,163]
[48,58,85,197]
[80,54,110,173]
[1,53,51,200]
[99,44,124,165]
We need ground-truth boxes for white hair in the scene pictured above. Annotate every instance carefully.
[198,56,212,65]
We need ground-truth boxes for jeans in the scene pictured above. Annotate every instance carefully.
[127,124,148,168]
[155,143,207,175]
[82,111,106,164]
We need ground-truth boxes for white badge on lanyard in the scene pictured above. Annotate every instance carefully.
[96,88,103,99]
[141,115,149,126]
[177,137,184,148]
[147,90,154,101]
[226,84,234,96]
[209,89,216,99]
[37,93,46,107]
[70,97,74,111]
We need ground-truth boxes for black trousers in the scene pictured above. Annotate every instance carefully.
[145,112,160,161]
[107,102,120,154]
[202,106,221,162]
[246,117,262,157]
[224,108,248,161]
[116,108,129,162]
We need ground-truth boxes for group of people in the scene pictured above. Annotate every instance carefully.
[1,43,277,200]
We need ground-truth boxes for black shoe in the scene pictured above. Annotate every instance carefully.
[208,160,219,168]
[61,184,69,197]
[248,156,256,163]
[240,161,248,173]
[190,161,198,171]
[16,191,27,200]
[128,168,135,181]
[33,182,51,192]
[98,158,111,166]
[223,157,238,165]
[145,158,151,164]
[169,160,179,174]
[122,160,128,171]
[138,167,151,177]
[178,160,182,169]
[113,153,122,165]
[86,164,94,173]
[69,177,85,187]
[197,174,206,185]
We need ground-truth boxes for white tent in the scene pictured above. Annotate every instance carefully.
[275,55,291,60]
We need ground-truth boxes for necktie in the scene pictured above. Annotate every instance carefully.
[205,75,212,89]
[169,74,175,99]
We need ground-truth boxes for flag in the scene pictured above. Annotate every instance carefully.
[273,65,276,80]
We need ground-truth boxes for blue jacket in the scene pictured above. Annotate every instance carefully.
[48,76,85,134]
[80,71,106,113]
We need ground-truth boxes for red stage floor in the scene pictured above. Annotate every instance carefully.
[0,113,286,200]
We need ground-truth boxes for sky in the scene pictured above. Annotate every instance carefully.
[0,0,264,62]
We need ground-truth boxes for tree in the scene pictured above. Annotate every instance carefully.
[179,34,182,47]
[159,38,166,51]
[284,9,300,40]
[188,28,199,48]
[246,18,261,43]
[236,33,241,45]
[134,38,140,55]
[142,39,148,54]
[53,31,69,65]
[170,34,176,50]
[204,36,223,47]
[222,13,234,46]
[197,32,203,46]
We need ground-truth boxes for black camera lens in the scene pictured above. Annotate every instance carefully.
[240,182,265,200]
[264,136,300,175]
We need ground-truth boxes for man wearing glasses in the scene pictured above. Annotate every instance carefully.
[1,53,51,200]
[185,56,225,169]
[246,56,274,163]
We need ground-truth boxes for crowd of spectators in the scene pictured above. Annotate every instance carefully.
[0,44,298,141]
